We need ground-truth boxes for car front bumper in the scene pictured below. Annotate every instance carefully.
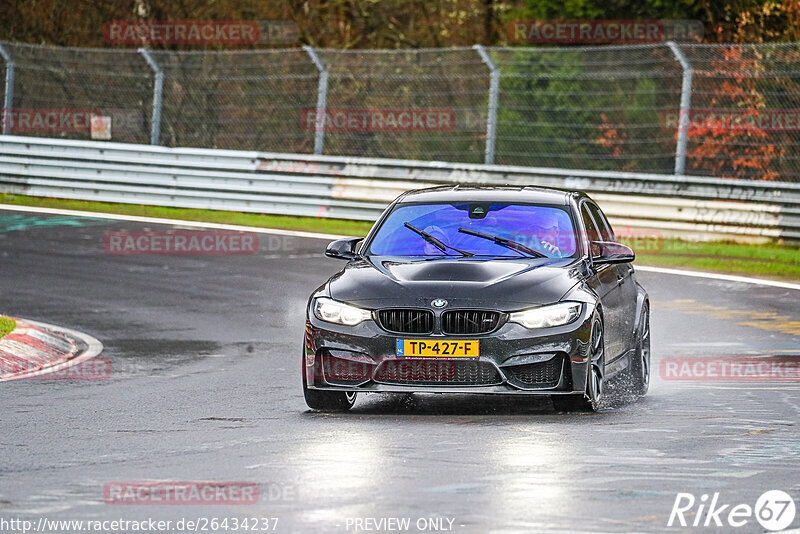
[304,304,596,395]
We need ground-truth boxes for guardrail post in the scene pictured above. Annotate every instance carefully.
[138,48,163,145]
[474,44,499,165]
[667,41,693,176]
[303,46,328,155]
[0,44,15,135]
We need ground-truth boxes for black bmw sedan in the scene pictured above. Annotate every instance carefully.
[302,186,650,412]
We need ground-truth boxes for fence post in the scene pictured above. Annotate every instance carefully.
[0,44,15,135]
[138,48,163,146]
[474,44,499,165]
[667,41,693,176]
[303,46,328,155]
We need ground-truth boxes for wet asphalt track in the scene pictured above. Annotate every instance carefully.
[0,209,799,533]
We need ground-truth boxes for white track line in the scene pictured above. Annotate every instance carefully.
[2,203,798,291]
[635,265,800,291]
[0,319,104,381]
[0,203,347,241]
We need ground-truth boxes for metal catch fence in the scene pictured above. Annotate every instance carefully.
[2,41,800,182]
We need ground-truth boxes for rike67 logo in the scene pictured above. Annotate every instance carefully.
[668,490,796,531]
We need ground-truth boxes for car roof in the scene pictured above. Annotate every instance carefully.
[396,185,578,206]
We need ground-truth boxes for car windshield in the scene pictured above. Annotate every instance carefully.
[367,202,578,258]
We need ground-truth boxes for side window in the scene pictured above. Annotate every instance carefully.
[587,203,615,242]
[580,204,600,244]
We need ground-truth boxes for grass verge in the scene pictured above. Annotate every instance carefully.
[0,194,374,237]
[1,194,798,281]
[621,237,800,281]
[0,316,16,339]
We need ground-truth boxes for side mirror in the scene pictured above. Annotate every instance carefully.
[325,237,362,260]
[590,241,635,265]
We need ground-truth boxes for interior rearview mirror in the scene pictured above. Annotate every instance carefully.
[590,241,635,265]
[325,237,362,260]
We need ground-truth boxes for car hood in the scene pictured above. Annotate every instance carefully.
[327,256,584,309]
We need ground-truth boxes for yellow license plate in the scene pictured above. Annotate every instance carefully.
[396,339,479,358]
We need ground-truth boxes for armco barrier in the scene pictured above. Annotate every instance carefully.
[1,135,799,241]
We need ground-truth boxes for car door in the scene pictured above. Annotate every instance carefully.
[579,201,625,362]
[587,202,638,356]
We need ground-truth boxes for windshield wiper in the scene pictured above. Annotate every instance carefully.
[457,228,546,258]
[404,223,474,257]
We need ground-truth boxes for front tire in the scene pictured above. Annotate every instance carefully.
[628,303,650,397]
[552,318,604,412]
[302,358,357,411]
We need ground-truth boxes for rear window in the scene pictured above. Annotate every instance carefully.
[367,203,578,258]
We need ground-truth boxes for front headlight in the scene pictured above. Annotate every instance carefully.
[509,302,582,329]
[313,297,372,326]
